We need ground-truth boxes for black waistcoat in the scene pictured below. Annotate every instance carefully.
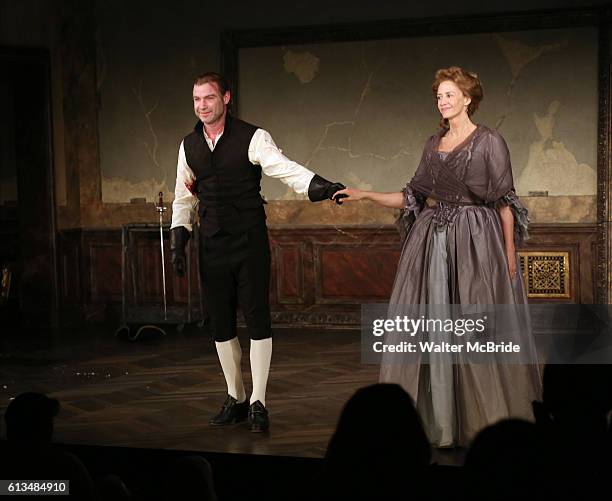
[183,117,266,236]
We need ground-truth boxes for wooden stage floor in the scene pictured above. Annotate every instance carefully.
[0,325,464,465]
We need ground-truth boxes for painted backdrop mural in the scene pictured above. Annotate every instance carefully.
[238,27,597,202]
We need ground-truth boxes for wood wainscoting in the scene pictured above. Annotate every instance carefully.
[57,224,597,328]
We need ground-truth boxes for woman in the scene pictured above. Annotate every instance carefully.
[334,67,541,447]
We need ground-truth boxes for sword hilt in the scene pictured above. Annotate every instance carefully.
[156,191,167,215]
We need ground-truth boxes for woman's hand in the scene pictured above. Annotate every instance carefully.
[332,187,366,202]
[506,250,518,279]
[499,205,518,280]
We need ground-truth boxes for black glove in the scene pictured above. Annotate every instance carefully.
[170,226,191,278]
[308,174,346,204]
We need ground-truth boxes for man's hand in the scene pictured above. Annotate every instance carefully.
[331,187,364,204]
[170,226,191,278]
[308,174,346,203]
[329,183,348,205]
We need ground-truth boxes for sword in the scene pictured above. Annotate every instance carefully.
[155,191,168,320]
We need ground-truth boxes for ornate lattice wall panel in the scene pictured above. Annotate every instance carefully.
[519,251,571,298]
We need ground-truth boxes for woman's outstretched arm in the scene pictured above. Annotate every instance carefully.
[332,188,405,209]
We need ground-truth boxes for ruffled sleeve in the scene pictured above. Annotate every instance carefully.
[484,131,529,244]
[493,189,530,244]
[395,184,424,245]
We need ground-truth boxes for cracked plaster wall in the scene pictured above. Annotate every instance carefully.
[95,1,602,226]
[3,0,607,228]
[239,30,598,225]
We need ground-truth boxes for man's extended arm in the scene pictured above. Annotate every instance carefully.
[248,129,345,202]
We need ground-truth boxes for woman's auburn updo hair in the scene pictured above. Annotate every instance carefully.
[432,66,483,126]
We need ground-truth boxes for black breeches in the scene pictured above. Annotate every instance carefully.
[199,224,272,342]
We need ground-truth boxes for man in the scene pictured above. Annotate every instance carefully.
[170,72,344,432]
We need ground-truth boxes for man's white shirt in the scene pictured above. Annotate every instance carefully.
[171,127,315,233]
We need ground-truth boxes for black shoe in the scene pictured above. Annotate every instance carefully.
[209,395,248,426]
[248,400,269,433]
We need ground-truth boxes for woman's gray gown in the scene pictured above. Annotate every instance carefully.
[379,124,542,447]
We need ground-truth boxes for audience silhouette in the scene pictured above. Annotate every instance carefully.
[315,383,431,500]
[2,365,609,501]
[463,419,542,500]
[98,473,133,500]
[1,392,97,499]
[162,455,218,501]
[532,364,612,499]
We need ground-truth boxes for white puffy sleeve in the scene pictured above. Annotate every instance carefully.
[170,141,198,232]
[248,128,315,194]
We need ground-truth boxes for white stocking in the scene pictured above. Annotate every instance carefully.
[215,337,246,403]
[249,338,272,406]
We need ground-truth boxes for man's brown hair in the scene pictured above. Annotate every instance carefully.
[194,72,231,96]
